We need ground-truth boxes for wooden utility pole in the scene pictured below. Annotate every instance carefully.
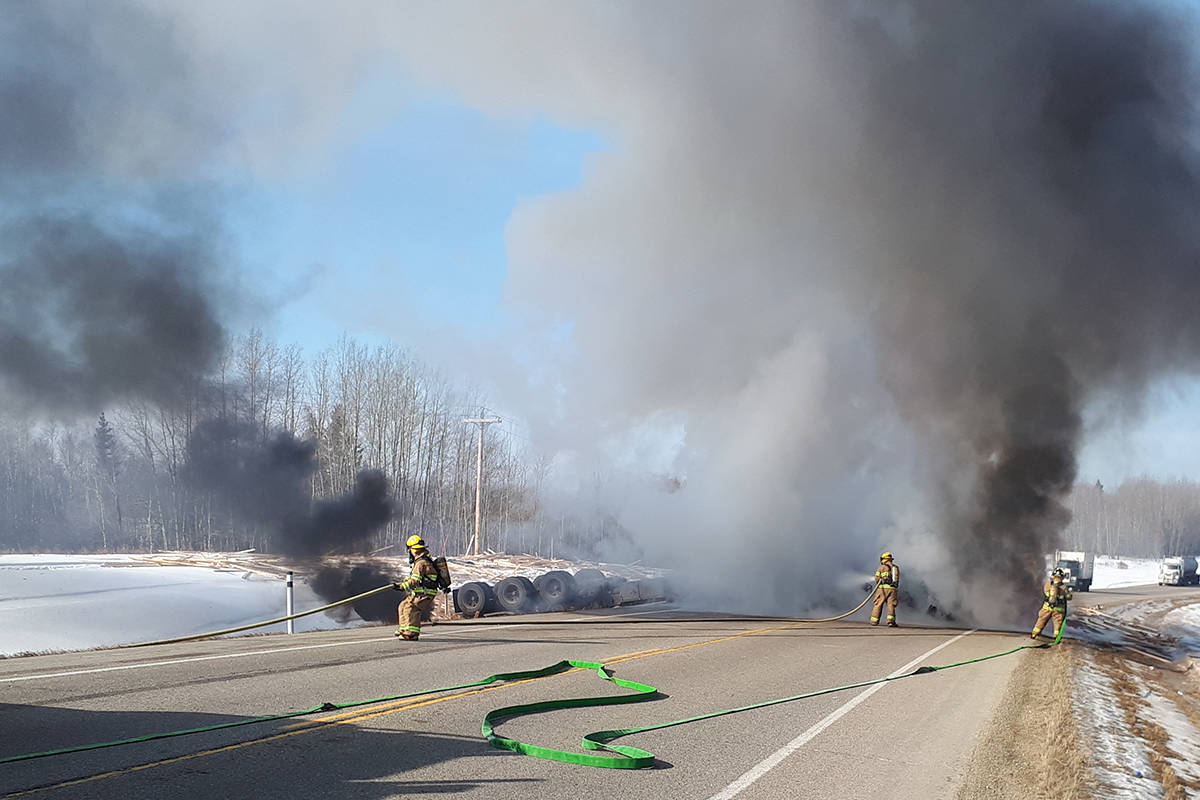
[463,415,501,555]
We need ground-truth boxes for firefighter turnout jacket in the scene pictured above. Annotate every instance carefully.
[1031,578,1071,639]
[1042,579,1071,611]
[874,562,900,588]
[396,554,441,597]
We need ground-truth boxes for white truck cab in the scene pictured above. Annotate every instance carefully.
[1053,550,1094,592]
[1159,556,1199,586]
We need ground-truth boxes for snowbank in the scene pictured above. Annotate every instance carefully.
[0,554,363,657]
[1092,557,1160,590]
[1161,603,1200,655]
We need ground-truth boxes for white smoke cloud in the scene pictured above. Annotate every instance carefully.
[109,1,1200,625]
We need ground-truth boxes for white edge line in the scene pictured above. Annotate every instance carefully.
[1,623,529,683]
[706,628,978,800]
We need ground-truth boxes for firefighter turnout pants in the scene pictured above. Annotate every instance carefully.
[1031,604,1065,639]
[871,585,897,626]
[398,593,436,639]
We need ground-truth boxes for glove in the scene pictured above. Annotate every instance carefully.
[391,582,404,591]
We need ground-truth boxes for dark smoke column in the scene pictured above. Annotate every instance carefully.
[184,420,394,558]
[0,2,231,414]
[829,1,1200,620]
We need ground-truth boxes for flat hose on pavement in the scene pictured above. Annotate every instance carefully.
[0,589,1062,769]
[484,614,1066,768]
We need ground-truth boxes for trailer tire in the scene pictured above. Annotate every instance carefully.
[454,581,493,617]
[533,570,577,610]
[494,576,539,613]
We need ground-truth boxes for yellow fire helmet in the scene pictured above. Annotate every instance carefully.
[406,534,426,550]
[880,551,893,561]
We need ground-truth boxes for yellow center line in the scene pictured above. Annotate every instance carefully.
[2,620,809,798]
[280,642,676,729]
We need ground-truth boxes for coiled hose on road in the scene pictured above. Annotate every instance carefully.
[1,586,1063,768]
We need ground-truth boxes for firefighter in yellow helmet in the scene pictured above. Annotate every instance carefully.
[394,535,440,640]
[871,551,900,627]
[1030,568,1071,640]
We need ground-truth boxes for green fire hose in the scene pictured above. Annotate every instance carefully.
[0,589,1064,769]
[484,625,1066,768]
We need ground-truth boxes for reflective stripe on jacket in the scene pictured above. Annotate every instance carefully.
[875,563,899,588]
[399,554,441,596]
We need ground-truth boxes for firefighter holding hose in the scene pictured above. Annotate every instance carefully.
[394,535,447,640]
[1030,567,1070,640]
[871,551,900,627]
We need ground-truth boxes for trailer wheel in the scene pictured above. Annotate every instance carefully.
[533,570,577,610]
[454,581,493,617]
[494,576,539,613]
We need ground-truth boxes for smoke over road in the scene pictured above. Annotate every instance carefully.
[358,1,1200,623]
[9,2,1200,625]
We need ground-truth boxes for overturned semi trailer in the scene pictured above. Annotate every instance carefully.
[452,569,672,617]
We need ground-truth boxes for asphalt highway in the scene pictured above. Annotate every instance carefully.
[0,589,1182,800]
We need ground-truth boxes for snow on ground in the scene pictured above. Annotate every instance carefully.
[0,554,364,657]
[1073,653,1162,799]
[1141,685,1200,787]
[1093,557,1161,590]
[1161,603,1200,656]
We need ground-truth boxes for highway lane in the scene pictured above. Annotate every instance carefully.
[1075,582,1200,614]
[0,609,1063,800]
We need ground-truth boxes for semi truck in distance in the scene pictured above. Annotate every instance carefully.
[1158,556,1199,586]
[1053,550,1095,592]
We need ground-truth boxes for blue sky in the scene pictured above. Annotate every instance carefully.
[235,83,604,358]
[1078,380,1200,486]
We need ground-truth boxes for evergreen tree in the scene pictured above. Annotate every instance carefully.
[94,413,123,548]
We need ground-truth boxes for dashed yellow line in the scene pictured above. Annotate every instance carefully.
[2,620,807,798]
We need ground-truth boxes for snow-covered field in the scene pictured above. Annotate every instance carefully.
[0,554,363,657]
[1092,556,1161,589]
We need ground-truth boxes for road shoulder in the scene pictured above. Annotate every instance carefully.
[957,643,1084,800]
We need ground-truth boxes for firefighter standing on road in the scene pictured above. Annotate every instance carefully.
[871,551,900,627]
[1030,568,1071,640]
[394,535,441,640]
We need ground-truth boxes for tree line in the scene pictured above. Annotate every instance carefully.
[1060,478,1200,557]
[4,329,1200,562]
[0,331,550,557]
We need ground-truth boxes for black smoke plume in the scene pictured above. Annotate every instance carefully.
[184,419,394,558]
[0,215,227,412]
[0,2,230,413]
[311,563,403,623]
[183,420,397,619]
[828,2,1200,616]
